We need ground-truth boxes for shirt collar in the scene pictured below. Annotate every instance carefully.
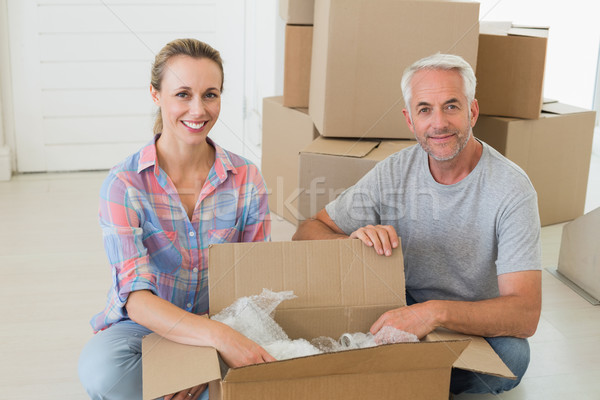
[209,137,238,180]
[136,134,238,179]
[137,135,159,175]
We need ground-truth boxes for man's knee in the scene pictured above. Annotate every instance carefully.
[486,336,530,381]
[450,336,530,395]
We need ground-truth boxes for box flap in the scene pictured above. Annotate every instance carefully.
[425,329,516,379]
[480,21,548,38]
[223,340,469,383]
[300,136,416,160]
[508,26,549,38]
[479,21,512,35]
[208,239,405,315]
[301,136,381,158]
[543,97,558,105]
[542,102,593,115]
[142,333,221,400]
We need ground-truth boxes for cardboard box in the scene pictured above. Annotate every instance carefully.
[473,102,596,226]
[476,22,549,119]
[143,239,514,400]
[309,0,479,139]
[557,207,600,302]
[298,136,416,220]
[283,25,313,108]
[279,0,315,25]
[261,96,318,225]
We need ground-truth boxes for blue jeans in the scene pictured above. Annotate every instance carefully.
[78,320,210,400]
[405,292,530,395]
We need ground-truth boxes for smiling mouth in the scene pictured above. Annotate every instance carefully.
[429,134,453,141]
[182,120,206,130]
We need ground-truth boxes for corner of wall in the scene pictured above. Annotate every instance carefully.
[0,145,12,181]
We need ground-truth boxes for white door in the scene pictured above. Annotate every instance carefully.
[8,0,249,172]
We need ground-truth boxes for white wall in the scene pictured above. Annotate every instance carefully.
[242,0,285,166]
[480,0,600,110]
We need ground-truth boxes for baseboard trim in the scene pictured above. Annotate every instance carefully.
[546,267,600,306]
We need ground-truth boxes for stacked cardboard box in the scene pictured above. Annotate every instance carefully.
[474,102,596,226]
[297,137,416,220]
[309,0,479,140]
[262,96,318,225]
[475,21,596,225]
[476,22,549,119]
[281,0,314,108]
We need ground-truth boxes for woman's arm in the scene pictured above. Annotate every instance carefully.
[100,175,274,367]
[126,290,275,367]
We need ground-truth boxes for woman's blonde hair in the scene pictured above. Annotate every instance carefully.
[151,38,224,135]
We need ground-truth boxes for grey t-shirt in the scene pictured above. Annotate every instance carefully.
[326,141,542,303]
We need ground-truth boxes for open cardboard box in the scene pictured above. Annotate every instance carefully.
[143,239,515,399]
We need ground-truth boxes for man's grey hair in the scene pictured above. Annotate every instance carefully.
[401,53,477,116]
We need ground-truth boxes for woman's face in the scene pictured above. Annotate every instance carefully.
[151,55,222,145]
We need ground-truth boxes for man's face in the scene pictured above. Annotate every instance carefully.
[403,69,478,162]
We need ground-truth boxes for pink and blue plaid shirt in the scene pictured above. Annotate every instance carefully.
[91,135,270,332]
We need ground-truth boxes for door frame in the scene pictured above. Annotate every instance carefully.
[0,0,16,177]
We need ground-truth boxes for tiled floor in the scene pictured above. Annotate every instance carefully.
[0,147,599,399]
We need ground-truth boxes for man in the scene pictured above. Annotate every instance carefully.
[293,53,542,395]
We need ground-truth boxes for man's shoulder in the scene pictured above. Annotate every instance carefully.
[480,141,535,192]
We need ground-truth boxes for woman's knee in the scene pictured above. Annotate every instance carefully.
[78,322,149,400]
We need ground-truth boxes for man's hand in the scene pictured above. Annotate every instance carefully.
[350,224,399,256]
[370,302,440,339]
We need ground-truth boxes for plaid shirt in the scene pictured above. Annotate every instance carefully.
[90,136,270,332]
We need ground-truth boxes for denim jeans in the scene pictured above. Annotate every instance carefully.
[450,335,530,395]
[78,320,210,400]
[405,292,530,395]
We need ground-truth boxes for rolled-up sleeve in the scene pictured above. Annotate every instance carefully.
[93,174,158,330]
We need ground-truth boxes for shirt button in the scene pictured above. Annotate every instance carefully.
[187,303,192,309]
[193,267,198,273]
[189,231,195,237]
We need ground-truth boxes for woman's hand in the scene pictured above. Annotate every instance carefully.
[210,321,276,368]
[164,383,207,400]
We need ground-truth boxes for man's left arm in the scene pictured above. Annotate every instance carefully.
[370,269,541,339]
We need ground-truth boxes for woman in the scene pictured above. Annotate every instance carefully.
[78,39,275,400]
